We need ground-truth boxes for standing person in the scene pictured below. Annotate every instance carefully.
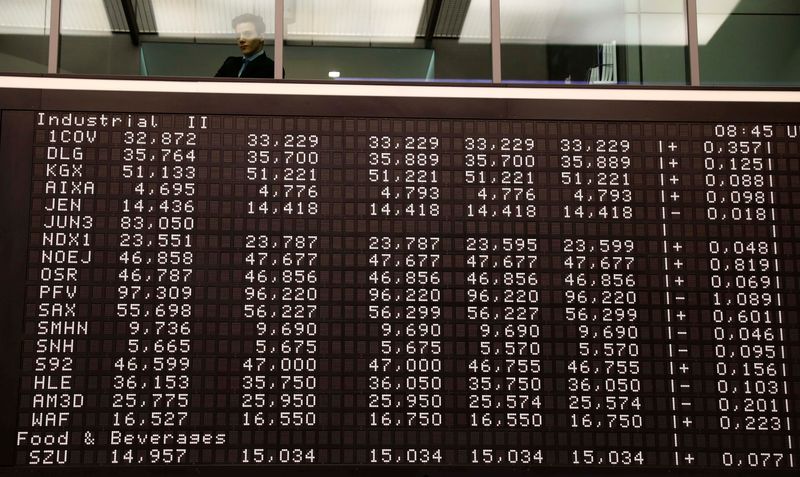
[215,13,276,78]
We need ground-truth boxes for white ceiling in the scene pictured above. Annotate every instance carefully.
[285,0,426,44]
[0,0,50,34]
[61,0,111,34]
[150,0,276,37]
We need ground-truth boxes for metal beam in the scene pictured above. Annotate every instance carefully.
[120,0,141,46]
[47,0,62,74]
[490,0,501,83]
[275,0,284,79]
[685,0,701,86]
[424,0,444,49]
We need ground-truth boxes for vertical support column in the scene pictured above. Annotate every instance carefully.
[47,0,62,74]
[685,0,701,86]
[274,0,284,79]
[490,0,501,84]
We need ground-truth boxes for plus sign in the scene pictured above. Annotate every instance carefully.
[670,191,680,201]
[668,142,678,151]
[679,363,690,373]
[669,175,680,185]
[674,276,685,286]
[672,242,683,252]
[684,453,695,464]
[682,417,693,427]
[676,310,687,321]
[673,260,684,269]
[669,158,679,168]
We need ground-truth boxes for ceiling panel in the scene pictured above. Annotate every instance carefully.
[103,0,129,32]
[146,0,274,38]
[61,0,112,34]
[134,0,158,33]
[498,0,563,43]
[415,0,434,37]
[0,0,49,34]
[433,0,474,38]
[460,0,562,43]
[285,0,425,44]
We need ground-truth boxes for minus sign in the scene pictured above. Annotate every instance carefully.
[670,211,682,216]
[677,347,688,353]
[681,402,692,407]
[680,384,691,389]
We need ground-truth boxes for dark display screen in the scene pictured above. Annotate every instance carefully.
[0,83,798,475]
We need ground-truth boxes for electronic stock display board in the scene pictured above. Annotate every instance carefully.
[0,78,798,475]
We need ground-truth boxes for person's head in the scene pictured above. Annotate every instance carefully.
[232,13,266,56]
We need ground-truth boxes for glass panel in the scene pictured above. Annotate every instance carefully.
[59,0,276,78]
[0,0,50,74]
[697,0,800,86]
[59,0,136,75]
[500,0,688,85]
[283,0,491,82]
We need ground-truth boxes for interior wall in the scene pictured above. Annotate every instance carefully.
[638,46,687,84]
[500,44,550,82]
[699,13,800,85]
[58,34,140,75]
[431,39,493,81]
[0,34,49,74]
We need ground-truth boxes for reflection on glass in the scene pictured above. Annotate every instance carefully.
[59,0,276,77]
[500,0,688,85]
[697,0,800,86]
[214,13,276,78]
[283,0,491,82]
[59,0,139,75]
[141,0,276,78]
[0,0,49,74]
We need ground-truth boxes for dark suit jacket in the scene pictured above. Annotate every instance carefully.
[215,52,275,78]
